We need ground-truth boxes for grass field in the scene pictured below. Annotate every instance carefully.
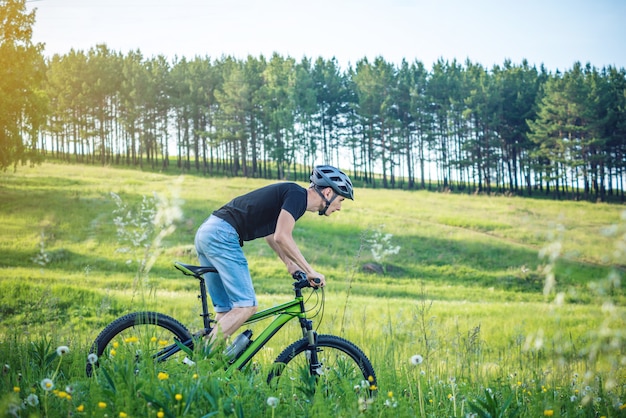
[1,162,625,417]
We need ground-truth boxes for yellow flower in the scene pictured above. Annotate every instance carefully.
[98,402,107,409]
[193,373,198,379]
[113,342,119,348]
[119,412,128,418]
[151,336,158,343]
[370,385,377,391]
[110,349,117,356]
[543,410,554,416]
[158,339,169,346]
[620,404,626,410]
[57,391,68,399]
[157,372,169,381]
[175,393,183,401]
[76,405,84,412]
[124,336,139,344]
[157,411,165,418]
[387,391,393,398]
[13,386,20,393]
[367,375,374,383]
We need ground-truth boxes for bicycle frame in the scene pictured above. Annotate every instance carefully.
[167,262,318,375]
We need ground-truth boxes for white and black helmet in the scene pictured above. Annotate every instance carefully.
[310,165,354,200]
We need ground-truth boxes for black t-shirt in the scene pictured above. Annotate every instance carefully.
[212,182,307,244]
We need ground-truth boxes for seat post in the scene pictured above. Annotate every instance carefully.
[197,276,213,331]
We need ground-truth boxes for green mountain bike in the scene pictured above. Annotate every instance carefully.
[86,262,377,395]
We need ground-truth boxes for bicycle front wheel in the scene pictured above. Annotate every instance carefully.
[268,334,377,398]
[86,312,193,377]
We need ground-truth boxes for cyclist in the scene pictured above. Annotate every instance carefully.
[194,165,354,344]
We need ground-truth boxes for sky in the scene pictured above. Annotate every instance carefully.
[25,0,626,72]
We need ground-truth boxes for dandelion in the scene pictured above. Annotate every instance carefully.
[119,412,128,418]
[98,402,107,409]
[410,354,424,365]
[571,395,577,402]
[65,385,74,394]
[267,397,279,408]
[40,378,54,391]
[77,405,85,412]
[544,410,554,416]
[110,349,117,357]
[157,372,169,380]
[388,391,393,398]
[26,394,39,407]
[13,386,20,392]
[192,373,198,379]
[57,391,68,399]
[87,353,98,364]
[56,346,70,356]
[157,410,165,418]
[175,393,183,401]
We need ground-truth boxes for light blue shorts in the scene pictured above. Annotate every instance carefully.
[194,215,257,313]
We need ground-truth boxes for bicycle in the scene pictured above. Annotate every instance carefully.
[86,261,377,396]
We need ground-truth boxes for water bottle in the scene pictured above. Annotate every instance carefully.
[224,330,253,360]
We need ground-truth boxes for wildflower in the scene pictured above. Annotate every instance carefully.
[56,346,70,356]
[124,336,139,344]
[410,354,424,365]
[26,394,39,407]
[158,339,169,346]
[40,378,54,391]
[368,375,375,383]
[157,372,169,380]
[13,386,20,392]
[151,336,158,343]
[57,391,68,399]
[388,391,393,398]
[175,393,183,401]
[110,349,117,357]
[544,410,554,416]
[76,405,84,412]
[620,404,626,411]
[98,402,107,409]
[192,373,198,379]
[183,357,196,366]
[571,395,577,402]
[384,398,398,408]
[119,412,128,418]
[65,385,74,394]
[87,353,98,365]
[267,397,279,408]
[157,410,165,418]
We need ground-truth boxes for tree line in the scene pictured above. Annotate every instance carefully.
[3,0,626,201]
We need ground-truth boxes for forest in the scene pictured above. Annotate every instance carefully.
[2,0,626,201]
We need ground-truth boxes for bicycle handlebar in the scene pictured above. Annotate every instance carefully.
[292,271,321,289]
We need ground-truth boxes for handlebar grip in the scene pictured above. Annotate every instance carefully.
[313,277,321,284]
[292,271,307,281]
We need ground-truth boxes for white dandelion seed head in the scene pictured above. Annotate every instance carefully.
[65,385,74,394]
[266,397,279,408]
[40,378,54,391]
[56,346,70,356]
[87,353,98,364]
[570,396,577,402]
[26,394,39,406]
[410,354,424,365]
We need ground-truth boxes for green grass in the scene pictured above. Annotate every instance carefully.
[1,162,625,417]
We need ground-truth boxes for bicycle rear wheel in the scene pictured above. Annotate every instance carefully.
[86,312,192,377]
[268,334,377,399]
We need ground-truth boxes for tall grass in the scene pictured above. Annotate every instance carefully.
[1,162,625,417]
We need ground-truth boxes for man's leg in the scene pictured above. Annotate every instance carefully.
[210,306,258,341]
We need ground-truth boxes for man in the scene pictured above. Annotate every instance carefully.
[195,165,354,343]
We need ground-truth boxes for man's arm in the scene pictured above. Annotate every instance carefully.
[265,209,325,286]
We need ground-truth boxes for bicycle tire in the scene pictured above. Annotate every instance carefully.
[268,334,377,398]
[86,312,192,377]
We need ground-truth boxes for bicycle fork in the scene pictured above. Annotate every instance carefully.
[300,318,323,376]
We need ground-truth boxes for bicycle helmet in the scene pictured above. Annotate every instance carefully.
[310,165,354,200]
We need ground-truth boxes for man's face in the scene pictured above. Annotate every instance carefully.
[323,189,345,216]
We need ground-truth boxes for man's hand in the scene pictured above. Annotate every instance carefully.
[308,270,325,288]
